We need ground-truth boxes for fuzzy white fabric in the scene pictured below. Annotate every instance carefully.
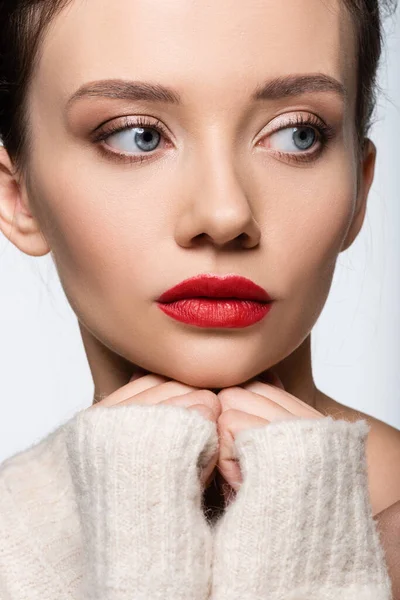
[211,416,393,599]
[0,405,393,599]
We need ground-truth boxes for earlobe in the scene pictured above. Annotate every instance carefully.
[340,138,377,253]
[0,147,51,257]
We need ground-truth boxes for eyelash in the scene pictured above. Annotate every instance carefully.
[92,113,336,166]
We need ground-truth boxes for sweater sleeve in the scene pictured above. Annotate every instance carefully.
[211,416,394,600]
[64,403,219,600]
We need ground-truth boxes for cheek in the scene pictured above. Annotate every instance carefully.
[246,153,357,360]
[31,147,356,305]
[27,159,171,314]
[257,154,356,296]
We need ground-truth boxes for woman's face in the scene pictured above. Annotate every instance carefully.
[22,0,372,388]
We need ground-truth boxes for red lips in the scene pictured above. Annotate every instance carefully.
[157,273,272,303]
[156,274,273,328]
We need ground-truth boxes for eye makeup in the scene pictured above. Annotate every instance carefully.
[91,112,336,166]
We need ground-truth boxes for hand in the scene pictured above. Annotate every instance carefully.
[211,382,390,599]
[89,369,221,486]
[374,500,400,600]
[216,371,324,503]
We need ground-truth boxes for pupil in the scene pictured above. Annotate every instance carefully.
[293,127,315,150]
[134,127,160,152]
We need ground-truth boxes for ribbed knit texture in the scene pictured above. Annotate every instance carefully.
[211,416,393,600]
[0,409,394,599]
[64,404,218,599]
[0,417,83,599]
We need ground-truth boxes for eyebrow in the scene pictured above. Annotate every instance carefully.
[66,73,347,112]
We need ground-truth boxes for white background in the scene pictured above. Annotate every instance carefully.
[1,6,399,463]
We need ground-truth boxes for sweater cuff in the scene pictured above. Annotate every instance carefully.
[212,416,393,600]
[65,403,218,600]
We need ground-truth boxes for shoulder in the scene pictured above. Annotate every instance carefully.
[317,393,400,516]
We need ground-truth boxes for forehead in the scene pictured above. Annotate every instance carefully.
[34,0,356,114]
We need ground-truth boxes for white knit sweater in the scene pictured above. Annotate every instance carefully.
[0,404,393,599]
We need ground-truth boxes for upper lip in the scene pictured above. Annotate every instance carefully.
[157,274,272,303]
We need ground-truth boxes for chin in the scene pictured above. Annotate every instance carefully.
[162,369,253,390]
[131,349,266,389]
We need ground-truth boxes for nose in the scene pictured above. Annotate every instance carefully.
[174,153,261,251]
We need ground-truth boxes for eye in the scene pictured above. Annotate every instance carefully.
[260,114,336,163]
[92,115,170,163]
[269,126,317,152]
[108,125,161,153]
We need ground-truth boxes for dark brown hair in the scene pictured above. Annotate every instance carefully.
[0,0,398,178]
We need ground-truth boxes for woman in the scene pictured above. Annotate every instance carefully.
[0,0,399,597]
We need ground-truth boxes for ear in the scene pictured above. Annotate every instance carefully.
[340,138,376,253]
[0,146,51,257]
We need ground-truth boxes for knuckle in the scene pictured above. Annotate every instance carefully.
[217,388,231,402]
[218,408,237,424]
[194,389,218,403]
[166,381,195,393]
[218,387,240,404]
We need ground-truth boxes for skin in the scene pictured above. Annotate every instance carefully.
[374,500,400,600]
[90,369,400,597]
[0,0,372,395]
[0,0,399,581]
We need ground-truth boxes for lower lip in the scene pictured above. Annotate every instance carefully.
[157,298,273,328]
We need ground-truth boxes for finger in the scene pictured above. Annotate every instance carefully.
[218,386,292,421]
[117,380,206,407]
[221,480,237,507]
[239,381,322,418]
[217,408,269,491]
[92,373,171,407]
[100,379,198,408]
[128,368,150,382]
[162,390,222,422]
[186,403,215,422]
[260,370,285,390]
[272,371,285,390]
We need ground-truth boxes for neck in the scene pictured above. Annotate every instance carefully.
[272,334,320,409]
